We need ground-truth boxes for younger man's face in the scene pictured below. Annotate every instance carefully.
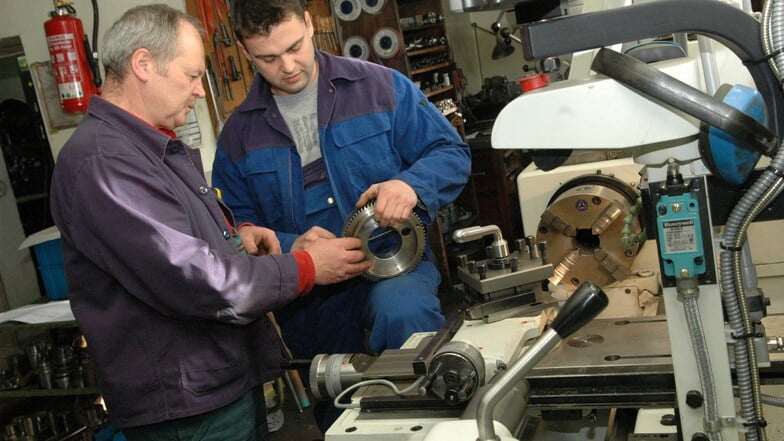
[239,12,318,96]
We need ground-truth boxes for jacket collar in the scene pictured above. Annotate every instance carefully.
[87,96,179,159]
[236,50,367,113]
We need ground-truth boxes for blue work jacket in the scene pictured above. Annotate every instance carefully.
[213,51,471,251]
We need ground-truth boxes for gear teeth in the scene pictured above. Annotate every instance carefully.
[343,200,376,238]
[342,199,426,281]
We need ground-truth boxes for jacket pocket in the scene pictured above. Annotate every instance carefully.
[242,152,285,227]
[332,115,401,193]
[180,347,248,396]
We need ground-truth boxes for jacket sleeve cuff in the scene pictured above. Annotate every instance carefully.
[237,222,255,231]
[292,251,315,296]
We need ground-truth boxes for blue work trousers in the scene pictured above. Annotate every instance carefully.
[278,259,444,433]
[276,259,444,357]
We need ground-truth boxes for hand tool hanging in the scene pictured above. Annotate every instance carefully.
[205,57,226,133]
[197,0,241,104]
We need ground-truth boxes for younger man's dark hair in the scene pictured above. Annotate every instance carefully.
[230,0,306,41]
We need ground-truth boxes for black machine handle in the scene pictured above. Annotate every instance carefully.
[520,0,784,148]
[550,281,609,339]
[591,47,777,157]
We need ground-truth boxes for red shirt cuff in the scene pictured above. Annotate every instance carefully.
[292,251,315,296]
[237,222,255,231]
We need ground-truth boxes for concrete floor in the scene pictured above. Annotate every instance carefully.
[268,386,323,441]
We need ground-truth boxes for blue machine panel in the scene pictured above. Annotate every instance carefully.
[656,192,706,279]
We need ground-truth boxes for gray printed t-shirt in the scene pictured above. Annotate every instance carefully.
[273,80,321,167]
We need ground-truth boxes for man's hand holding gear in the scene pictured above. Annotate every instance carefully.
[342,200,426,281]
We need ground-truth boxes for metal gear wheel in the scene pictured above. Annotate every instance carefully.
[342,200,426,281]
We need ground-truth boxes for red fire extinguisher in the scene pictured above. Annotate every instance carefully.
[44,1,101,114]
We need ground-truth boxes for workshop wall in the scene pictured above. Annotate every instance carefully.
[0,0,217,175]
[0,0,218,314]
[443,6,532,96]
[0,0,529,163]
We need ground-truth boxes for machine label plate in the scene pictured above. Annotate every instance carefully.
[662,219,697,253]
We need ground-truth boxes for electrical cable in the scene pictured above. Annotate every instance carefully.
[91,0,98,61]
[333,376,425,409]
[89,0,101,87]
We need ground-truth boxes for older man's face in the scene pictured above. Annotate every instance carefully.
[148,20,206,130]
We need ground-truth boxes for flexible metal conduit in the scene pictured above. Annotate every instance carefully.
[711,6,784,441]
[722,172,784,441]
[679,277,722,441]
[717,5,784,438]
[719,133,784,441]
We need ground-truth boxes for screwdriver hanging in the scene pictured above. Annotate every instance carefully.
[228,55,242,81]
[219,22,233,47]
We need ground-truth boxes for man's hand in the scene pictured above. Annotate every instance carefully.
[291,226,337,252]
[304,236,372,285]
[238,225,282,255]
[355,179,418,227]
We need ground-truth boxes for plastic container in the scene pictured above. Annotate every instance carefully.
[19,226,68,300]
[517,73,550,92]
[34,239,67,300]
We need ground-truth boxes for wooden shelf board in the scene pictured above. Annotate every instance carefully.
[406,45,447,57]
[410,62,450,75]
[401,23,444,33]
[0,387,100,398]
[425,85,455,98]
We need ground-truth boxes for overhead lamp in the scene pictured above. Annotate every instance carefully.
[471,9,521,60]
[492,26,517,59]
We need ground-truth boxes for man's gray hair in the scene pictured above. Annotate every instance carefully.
[102,4,203,80]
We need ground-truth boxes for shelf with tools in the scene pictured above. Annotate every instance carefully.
[310,2,342,55]
[0,306,109,440]
[400,22,444,33]
[410,61,450,76]
[425,85,455,98]
[332,0,458,114]
[397,5,459,120]
[185,0,250,133]
[0,318,99,395]
[406,44,447,57]
[0,386,100,398]
[441,106,458,116]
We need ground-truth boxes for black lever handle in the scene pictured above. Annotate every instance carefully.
[549,281,609,339]
[591,47,778,157]
[477,280,608,440]
[280,358,312,369]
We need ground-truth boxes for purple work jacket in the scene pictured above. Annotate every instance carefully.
[50,97,299,428]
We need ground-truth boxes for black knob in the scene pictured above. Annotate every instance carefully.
[477,263,487,280]
[549,281,609,339]
[686,390,704,408]
[280,358,312,369]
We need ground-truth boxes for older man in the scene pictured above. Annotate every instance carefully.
[50,4,370,440]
